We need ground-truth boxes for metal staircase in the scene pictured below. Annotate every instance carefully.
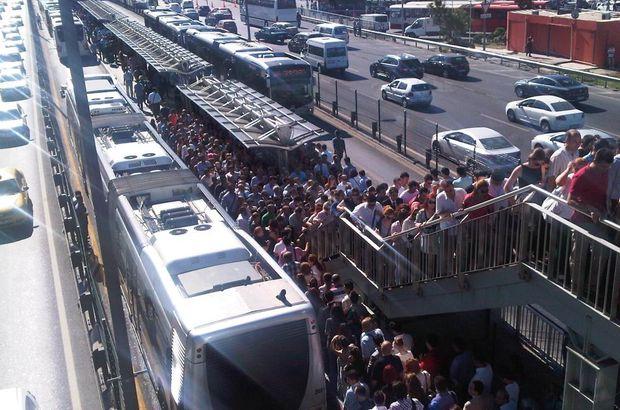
[307,185,620,408]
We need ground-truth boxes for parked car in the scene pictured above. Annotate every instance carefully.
[531,128,617,151]
[271,22,298,38]
[216,19,237,34]
[506,95,585,132]
[432,127,521,175]
[255,26,288,43]
[313,23,349,44]
[0,167,30,228]
[0,68,30,101]
[288,31,324,53]
[370,53,424,81]
[180,0,194,9]
[167,2,182,12]
[513,74,589,103]
[422,54,469,78]
[380,78,433,108]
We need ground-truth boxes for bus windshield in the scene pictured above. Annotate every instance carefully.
[269,65,312,107]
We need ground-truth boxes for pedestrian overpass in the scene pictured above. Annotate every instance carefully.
[307,185,620,409]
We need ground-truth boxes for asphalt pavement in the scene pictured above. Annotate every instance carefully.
[208,1,619,159]
[0,2,103,408]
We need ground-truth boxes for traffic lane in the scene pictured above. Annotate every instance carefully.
[0,4,102,409]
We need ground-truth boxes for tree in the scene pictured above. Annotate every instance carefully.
[429,0,470,44]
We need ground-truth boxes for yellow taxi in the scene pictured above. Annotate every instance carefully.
[0,167,30,227]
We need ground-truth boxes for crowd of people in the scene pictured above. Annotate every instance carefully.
[77,7,620,410]
[154,97,619,409]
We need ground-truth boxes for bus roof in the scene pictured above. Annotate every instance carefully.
[389,1,471,9]
[306,37,347,46]
[235,51,308,70]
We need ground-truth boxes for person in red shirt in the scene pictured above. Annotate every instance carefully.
[463,179,494,220]
[568,148,614,227]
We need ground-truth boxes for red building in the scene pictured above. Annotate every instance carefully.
[470,1,548,32]
[507,10,620,67]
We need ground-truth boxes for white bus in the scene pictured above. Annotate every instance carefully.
[388,1,470,29]
[240,0,297,27]
[359,13,389,32]
[49,15,90,59]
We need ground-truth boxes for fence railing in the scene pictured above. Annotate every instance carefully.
[301,8,620,89]
[306,184,620,322]
[500,304,568,371]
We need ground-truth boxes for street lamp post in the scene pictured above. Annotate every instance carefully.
[401,0,405,36]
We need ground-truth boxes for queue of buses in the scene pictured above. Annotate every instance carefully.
[36,0,89,58]
[142,8,314,112]
[60,71,326,410]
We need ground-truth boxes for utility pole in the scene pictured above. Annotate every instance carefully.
[401,0,405,36]
[245,0,251,41]
[57,1,139,408]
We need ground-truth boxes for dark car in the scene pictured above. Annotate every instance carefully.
[288,32,324,53]
[370,53,424,81]
[206,7,232,24]
[255,27,288,43]
[216,19,238,34]
[422,54,469,79]
[513,74,589,102]
[198,5,211,16]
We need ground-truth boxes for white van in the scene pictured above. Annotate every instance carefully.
[404,17,440,37]
[313,23,349,44]
[301,37,348,74]
[359,14,389,32]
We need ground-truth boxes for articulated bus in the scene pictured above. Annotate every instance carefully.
[63,73,326,410]
[240,0,297,27]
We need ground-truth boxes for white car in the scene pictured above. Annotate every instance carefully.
[181,0,194,9]
[505,95,584,133]
[0,102,28,142]
[381,78,432,108]
[432,127,521,175]
[0,388,39,410]
[531,128,617,151]
[0,68,29,101]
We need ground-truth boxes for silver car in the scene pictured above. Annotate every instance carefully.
[380,78,432,108]
[432,127,521,175]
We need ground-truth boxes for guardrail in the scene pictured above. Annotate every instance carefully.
[300,8,620,89]
[305,184,620,322]
[500,304,567,371]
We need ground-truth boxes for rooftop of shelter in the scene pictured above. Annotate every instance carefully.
[177,76,329,151]
[511,9,620,21]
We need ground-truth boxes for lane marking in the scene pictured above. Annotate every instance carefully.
[480,113,530,131]
[27,6,82,409]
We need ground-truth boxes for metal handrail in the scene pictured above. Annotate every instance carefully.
[385,184,620,242]
[300,9,620,88]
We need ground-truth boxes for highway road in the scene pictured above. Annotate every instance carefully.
[0,1,103,408]
[206,1,619,160]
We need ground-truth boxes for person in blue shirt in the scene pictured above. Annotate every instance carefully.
[344,370,370,410]
[428,376,457,410]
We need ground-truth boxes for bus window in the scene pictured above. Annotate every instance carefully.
[326,47,346,57]
[307,45,324,57]
[277,0,296,8]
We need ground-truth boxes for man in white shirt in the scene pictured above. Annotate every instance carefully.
[146,89,162,116]
[399,180,419,204]
[471,353,493,395]
[435,179,466,230]
[548,129,581,188]
[486,171,508,210]
[352,194,383,229]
